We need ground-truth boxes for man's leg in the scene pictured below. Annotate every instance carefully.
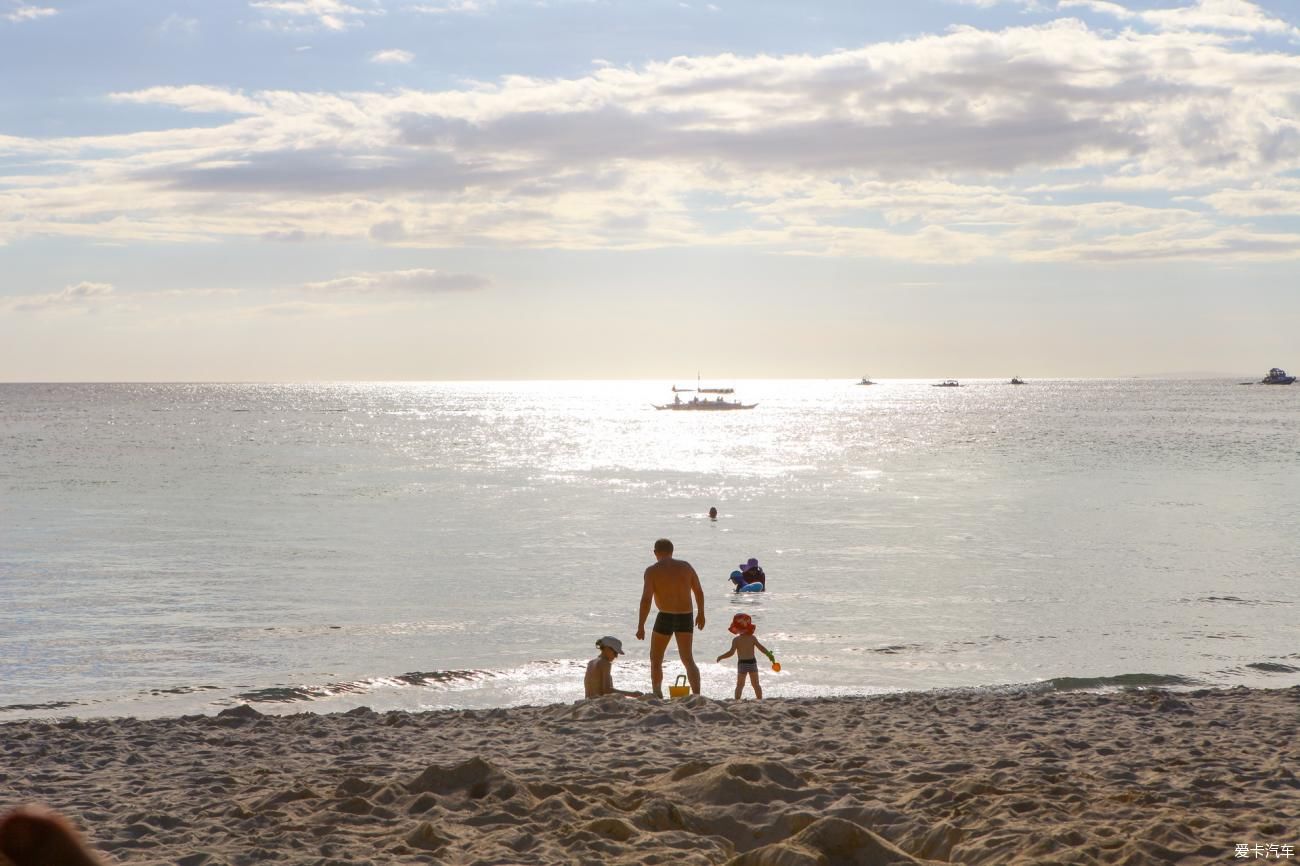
[674,631,701,694]
[649,630,670,698]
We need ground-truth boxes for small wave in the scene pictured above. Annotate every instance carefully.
[148,685,224,696]
[1038,673,1201,691]
[1246,662,1300,674]
[868,644,924,654]
[0,700,80,713]
[235,670,490,704]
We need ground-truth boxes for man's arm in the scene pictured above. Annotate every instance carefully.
[636,568,653,640]
[690,566,705,630]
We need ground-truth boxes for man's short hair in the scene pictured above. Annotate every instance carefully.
[654,538,674,555]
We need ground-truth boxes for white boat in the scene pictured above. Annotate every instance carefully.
[1260,367,1295,385]
[855,376,877,386]
[655,377,756,410]
[932,379,962,387]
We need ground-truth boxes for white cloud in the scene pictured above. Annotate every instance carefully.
[108,85,262,115]
[1059,0,1300,37]
[249,0,384,31]
[303,268,490,293]
[4,4,58,22]
[6,16,1300,263]
[370,48,414,64]
[3,281,115,313]
[159,13,200,37]
[407,0,492,14]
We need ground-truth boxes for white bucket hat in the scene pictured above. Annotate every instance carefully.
[596,636,624,655]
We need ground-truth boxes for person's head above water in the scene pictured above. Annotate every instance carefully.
[708,507,717,519]
[654,538,674,558]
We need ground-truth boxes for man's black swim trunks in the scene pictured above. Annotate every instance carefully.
[653,611,694,635]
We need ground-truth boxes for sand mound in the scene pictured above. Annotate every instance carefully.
[407,756,534,806]
[657,759,810,806]
[726,816,944,866]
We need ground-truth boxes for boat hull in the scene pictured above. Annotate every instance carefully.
[654,402,758,410]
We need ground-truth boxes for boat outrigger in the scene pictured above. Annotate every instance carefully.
[655,377,757,410]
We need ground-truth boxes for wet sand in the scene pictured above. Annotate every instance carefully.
[3,687,1297,865]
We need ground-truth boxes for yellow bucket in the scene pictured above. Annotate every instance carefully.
[667,674,690,699]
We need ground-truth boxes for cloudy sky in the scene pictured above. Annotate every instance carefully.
[3,0,1299,380]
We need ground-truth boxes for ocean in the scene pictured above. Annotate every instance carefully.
[2,379,1297,719]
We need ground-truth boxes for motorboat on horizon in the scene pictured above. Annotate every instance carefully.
[855,376,877,385]
[1260,367,1295,385]
[1010,377,1026,385]
[932,379,962,387]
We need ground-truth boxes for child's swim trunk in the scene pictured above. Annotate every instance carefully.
[737,657,759,673]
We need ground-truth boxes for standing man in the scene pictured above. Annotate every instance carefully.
[636,538,706,697]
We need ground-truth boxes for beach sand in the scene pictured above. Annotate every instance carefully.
[3,687,1296,865]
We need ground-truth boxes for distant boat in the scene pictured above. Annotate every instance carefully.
[656,376,756,410]
[932,379,961,387]
[1010,377,1026,385]
[855,376,877,386]
[1260,367,1295,385]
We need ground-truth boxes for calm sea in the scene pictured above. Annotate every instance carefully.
[2,379,1297,719]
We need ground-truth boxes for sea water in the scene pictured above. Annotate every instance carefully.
[1,380,1297,719]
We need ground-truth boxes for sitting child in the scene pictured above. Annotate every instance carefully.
[716,613,772,699]
[584,636,642,698]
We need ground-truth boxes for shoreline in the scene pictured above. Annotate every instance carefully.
[5,686,1296,865]
[9,668,1297,724]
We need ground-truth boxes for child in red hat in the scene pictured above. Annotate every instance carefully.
[716,613,773,699]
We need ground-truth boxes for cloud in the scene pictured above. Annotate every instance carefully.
[249,0,383,31]
[7,13,1300,263]
[4,3,57,22]
[370,48,414,64]
[109,85,262,114]
[159,13,200,37]
[1059,0,1300,37]
[302,268,491,293]
[407,0,492,15]
[3,281,115,313]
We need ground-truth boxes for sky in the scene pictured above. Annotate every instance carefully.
[2,0,1300,381]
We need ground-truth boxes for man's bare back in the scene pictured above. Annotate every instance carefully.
[643,557,700,614]
[636,538,705,697]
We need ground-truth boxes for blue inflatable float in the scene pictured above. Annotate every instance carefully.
[730,570,766,592]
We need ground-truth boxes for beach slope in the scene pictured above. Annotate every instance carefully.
[3,687,1296,865]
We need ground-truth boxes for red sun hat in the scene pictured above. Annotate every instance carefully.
[728,613,755,635]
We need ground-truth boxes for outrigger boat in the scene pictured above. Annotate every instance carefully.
[655,376,756,410]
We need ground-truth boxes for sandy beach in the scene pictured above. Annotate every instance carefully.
[3,686,1296,865]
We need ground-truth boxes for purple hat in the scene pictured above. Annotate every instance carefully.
[738,558,760,571]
